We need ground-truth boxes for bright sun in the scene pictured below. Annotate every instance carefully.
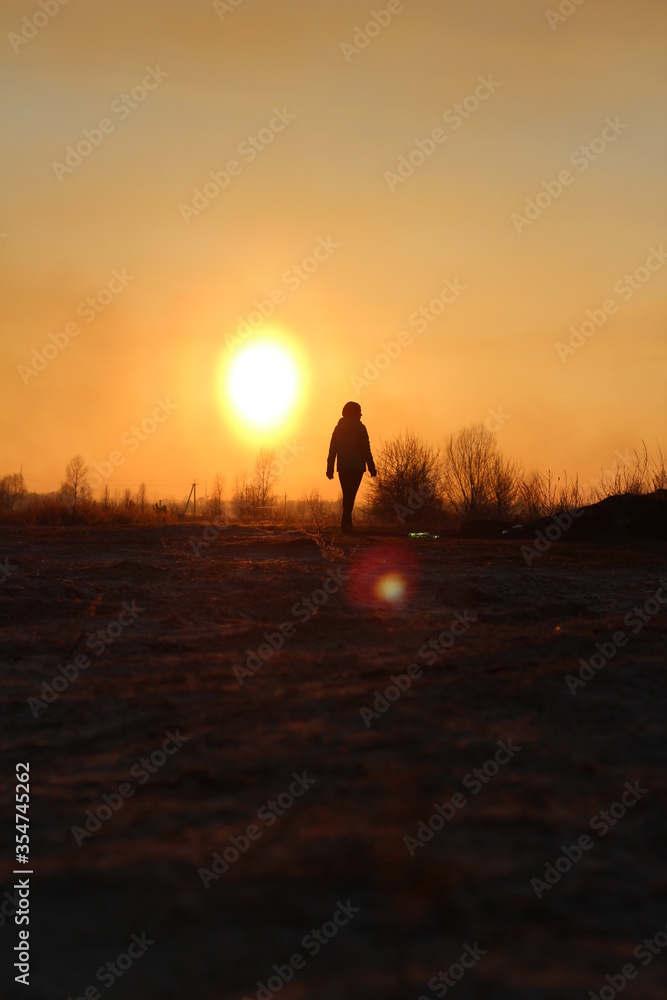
[226,339,300,430]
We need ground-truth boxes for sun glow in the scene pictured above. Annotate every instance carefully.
[225,339,300,430]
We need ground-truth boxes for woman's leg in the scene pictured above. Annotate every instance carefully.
[338,471,364,529]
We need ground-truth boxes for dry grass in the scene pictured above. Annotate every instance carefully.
[0,495,180,527]
[1,441,665,530]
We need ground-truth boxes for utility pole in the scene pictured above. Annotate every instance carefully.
[184,480,198,516]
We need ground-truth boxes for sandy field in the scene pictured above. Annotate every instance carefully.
[1,522,666,999]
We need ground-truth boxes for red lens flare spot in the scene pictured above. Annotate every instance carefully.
[374,572,407,603]
[347,542,419,609]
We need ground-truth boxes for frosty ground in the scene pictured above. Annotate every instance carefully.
[1,523,665,999]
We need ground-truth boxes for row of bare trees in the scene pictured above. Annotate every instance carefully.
[4,429,665,526]
[58,451,279,520]
[46,448,282,522]
[366,426,667,526]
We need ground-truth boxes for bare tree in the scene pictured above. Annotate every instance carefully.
[210,473,225,516]
[230,455,277,522]
[231,472,253,520]
[368,431,443,524]
[254,448,278,509]
[487,453,523,518]
[518,471,548,521]
[442,424,497,517]
[302,488,328,526]
[135,482,147,510]
[61,455,92,504]
[0,471,27,510]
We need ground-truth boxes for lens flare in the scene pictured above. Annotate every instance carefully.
[347,543,419,610]
[374,572,407,603]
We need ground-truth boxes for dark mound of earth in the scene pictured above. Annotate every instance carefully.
[458,490,666,541]
[535,488,667,541]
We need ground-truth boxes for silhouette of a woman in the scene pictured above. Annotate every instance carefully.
[326,401,376,532]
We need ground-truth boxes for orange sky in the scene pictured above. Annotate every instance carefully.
[2,0,666,504]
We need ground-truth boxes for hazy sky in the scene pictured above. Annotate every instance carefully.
[2,0,666,503]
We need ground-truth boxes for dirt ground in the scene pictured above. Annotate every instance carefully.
[1,523,666,999]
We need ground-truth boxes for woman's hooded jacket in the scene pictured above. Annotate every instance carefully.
[327,417,376,476]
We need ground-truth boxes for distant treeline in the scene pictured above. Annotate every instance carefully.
[1,426,665,528]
